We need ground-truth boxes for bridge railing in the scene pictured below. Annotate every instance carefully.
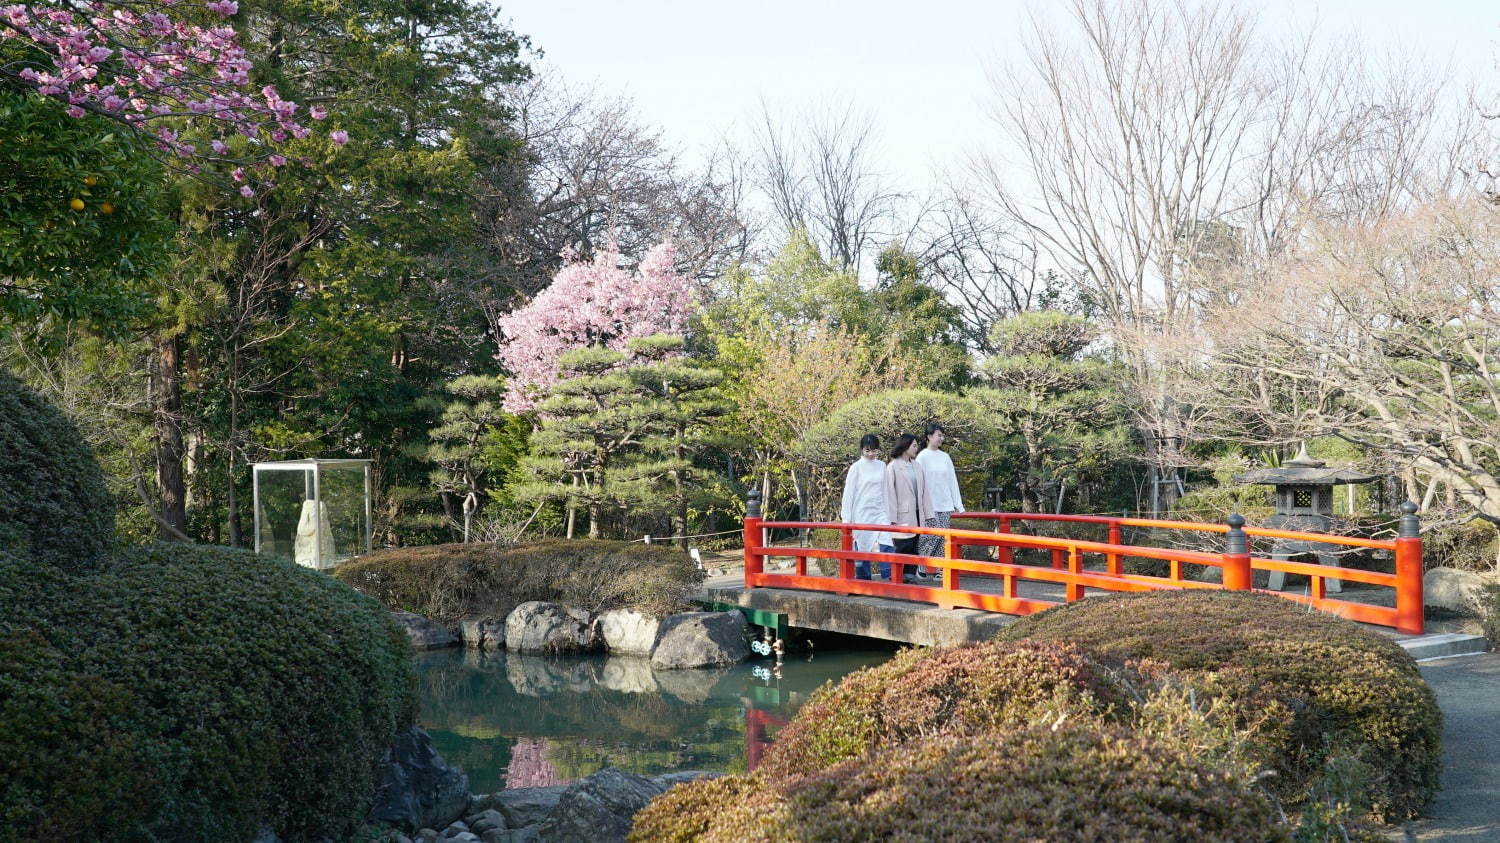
[741,494,1424,634]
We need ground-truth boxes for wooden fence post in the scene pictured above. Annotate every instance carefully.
[743,489,763,588]
[1395,501,1424,635]
[1222,513,1252,590]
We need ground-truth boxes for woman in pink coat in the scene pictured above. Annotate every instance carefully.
[885,433,935,584]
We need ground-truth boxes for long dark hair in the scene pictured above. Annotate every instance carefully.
[890,433,918,460]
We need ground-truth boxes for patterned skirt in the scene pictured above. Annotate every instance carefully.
[918,510,953,559]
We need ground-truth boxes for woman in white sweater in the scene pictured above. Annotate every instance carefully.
[915,424,964,566]
[840,433,890,581]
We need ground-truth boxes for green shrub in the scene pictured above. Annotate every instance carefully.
[0,545,416,841]
[0,367,114,570]
[631,724,1284,842]
[757,639,1139,779]
[334,538,704,625]
[997,590,1441,821]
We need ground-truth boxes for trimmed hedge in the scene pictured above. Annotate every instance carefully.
[334,538,704,625]
[0,368,114,570]
[997,590,1442,821]
[757,639,1139,779]
[630,724,1285,842]
[0,545,416,841]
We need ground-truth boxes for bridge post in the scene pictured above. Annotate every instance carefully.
[1222,513,1252,590]
[1395,501,1424,635]
[744,489,763,589]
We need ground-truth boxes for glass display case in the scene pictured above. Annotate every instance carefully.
[252,459,372,570]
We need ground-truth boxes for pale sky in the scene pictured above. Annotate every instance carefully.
[495,0,1499,194]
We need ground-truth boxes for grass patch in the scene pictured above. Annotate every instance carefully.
[334,539,704,625]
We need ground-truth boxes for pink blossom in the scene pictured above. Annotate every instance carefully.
[330,129,348,146]
[230,166,245,182]
[309,104,326,120]
[268,153,285,167]
[210,139,228,154]
[239,184,254,197]
[496,242,695,412]
[7,0,330,167]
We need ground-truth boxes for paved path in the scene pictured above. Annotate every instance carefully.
[1396,653,1500,841]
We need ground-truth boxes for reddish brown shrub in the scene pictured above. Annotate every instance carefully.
[756,639,1140,779]
[630,724,1284,842]
[998,590,1441,821]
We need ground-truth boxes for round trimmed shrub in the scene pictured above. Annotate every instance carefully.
[0,544,417,841]
[997,590,1441,820]
[631,724,1285,842]
[0,367,114,570]
[757,639,1139,779]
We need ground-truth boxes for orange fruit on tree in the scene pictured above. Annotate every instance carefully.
[69,198,85,211]
[101,202,115,215]
[83,176,98,187]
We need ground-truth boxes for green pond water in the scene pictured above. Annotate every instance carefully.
[416,648,892,793]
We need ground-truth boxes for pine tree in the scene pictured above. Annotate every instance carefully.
[516,348,650,539]
[973,311,1129,513]
[622,335,729,548]
[424,375,524,542]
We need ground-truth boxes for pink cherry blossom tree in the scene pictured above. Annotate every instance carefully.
[496,241,696,412]
[0,0,344,181]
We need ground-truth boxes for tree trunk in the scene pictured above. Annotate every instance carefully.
[226,354,242,548]
[565,475,578,539]
[1020,428,1043,514]
[673,431,688,550]
[150,334,189,540]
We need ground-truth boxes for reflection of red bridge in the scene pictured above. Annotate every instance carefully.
[745,708,789,770]
[742,498,1424,634]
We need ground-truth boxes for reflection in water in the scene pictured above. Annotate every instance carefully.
[416,648,890,793]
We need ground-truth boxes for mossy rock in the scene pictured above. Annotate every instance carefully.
[997,590,1441,821]
[0,545,416,841]
[757,639,1140,779]
[630,724,1285,842]
[0,367,114,570]
[334,538,704,625]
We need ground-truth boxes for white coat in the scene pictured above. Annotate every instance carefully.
[840,457,890,552]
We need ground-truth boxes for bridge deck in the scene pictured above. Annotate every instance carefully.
[694,557,1466,651]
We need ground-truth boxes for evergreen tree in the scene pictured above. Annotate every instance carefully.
[623,335,729,548]
[973,311,1129,514]
[516,347,652,539]
[423,375,525,542]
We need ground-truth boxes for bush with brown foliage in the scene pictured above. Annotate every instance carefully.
[997,590,1441,821]
[333,538,704,625]
[630,723,1285,843]
[756,639,1140,779]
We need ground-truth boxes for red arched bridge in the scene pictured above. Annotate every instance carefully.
[737,494,1425,635]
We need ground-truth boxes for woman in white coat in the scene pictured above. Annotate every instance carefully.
[915,424,964,565]
[839,433,890,581]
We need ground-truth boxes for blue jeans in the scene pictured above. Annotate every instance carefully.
[855,546,897,581]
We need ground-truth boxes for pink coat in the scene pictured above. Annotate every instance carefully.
[884,458,935,540]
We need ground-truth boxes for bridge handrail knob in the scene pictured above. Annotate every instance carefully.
[1225,513,1248,555]
[1398,501,1420,538]
[746,488,762,519]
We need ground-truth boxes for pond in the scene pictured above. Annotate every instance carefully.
[416,647,892,793]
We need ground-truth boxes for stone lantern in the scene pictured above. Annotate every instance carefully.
[1234,445,1379,593]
